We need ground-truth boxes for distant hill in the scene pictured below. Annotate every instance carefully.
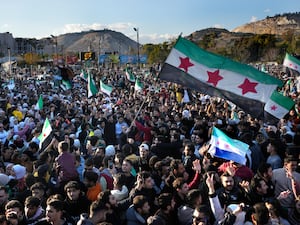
[40,29,138,55]
[1,12,300,64]
[232,12,300,35]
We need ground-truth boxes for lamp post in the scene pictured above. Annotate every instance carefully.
[133,27,140,69]
[7,47,11,78]
[51,35,58,65]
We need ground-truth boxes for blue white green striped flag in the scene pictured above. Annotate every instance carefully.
[208,127,250,165]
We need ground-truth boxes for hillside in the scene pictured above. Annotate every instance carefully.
[232,12,300,35]
[40,29,138,56]
[1,12,300,64]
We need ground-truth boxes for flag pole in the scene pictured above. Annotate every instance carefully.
[127,91,151,131]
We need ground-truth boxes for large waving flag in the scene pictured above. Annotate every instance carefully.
[100,80,113,96]
[125,68,136,82]
[35,95,43,110]
[87,72,98,98]
[38,118,53,152]
[283,53,300,73]
[159,37,283,119]
[208,127,250,165]
[264,91,294,122]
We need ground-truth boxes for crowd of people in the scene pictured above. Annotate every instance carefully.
[0,62,299,225]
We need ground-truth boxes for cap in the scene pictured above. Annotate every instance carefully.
[105,145,115,157]
[139,143,149,151]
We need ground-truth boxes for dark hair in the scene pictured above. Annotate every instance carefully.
[250,176,264,190]
[257,163,272,177]
[59,141,69,152]
[97,190,111,204]
[5,200,23,211]
[25,196,41,207]
[184,143,195,153]
[84,171,98,183]
[90,199,107,214]
[252,202,269,225]
[30,182,46,191]
[133,195,148,210]
[186,189,202,207]
[137,171,151,183]
[284,155,298,163]
[64,181,81,191]
[46,199,65,212]
[157,193,173,210]
[170,159,182,171]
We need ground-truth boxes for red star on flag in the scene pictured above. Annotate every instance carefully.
[207,69,223,87]
[270,105,277,111]
[178,57,194,73]
[238,78,258,95]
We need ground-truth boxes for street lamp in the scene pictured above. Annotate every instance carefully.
[7,47,11,78]
[51,35,58,65]
[133,27,140,69]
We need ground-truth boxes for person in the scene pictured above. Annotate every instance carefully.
[148,193,176,225]
[287,195,300,224]
[246,176,269,205]
[272,155,300,209]
[266,139,283,170]
[24,196,45,225]
[54,141,79,188]
[250,202,271,225]
[205,173,247,225]
[255,163,275,198]
[111,173,129,201]
[97,190,125,225]
[265,199,290,225]
[172,177,189,210]
[5,200,27,225]
[137,143,151,173]
[177,189,203,225]
[216,172,247,208]
[76,198,110,225]
[182,142,198,181]
[30,182,47,209]
[83,171,102,202]
[38,198,73,225]
[121,159,136,191]
[126,195,150,225]
[130,171,157,214]
[0,186,9,214]
[64,181,91,223]
[192,205,211,225]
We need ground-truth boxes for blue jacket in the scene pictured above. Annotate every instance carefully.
[126,205,146,225]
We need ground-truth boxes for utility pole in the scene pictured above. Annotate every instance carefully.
[133,27,140,69]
